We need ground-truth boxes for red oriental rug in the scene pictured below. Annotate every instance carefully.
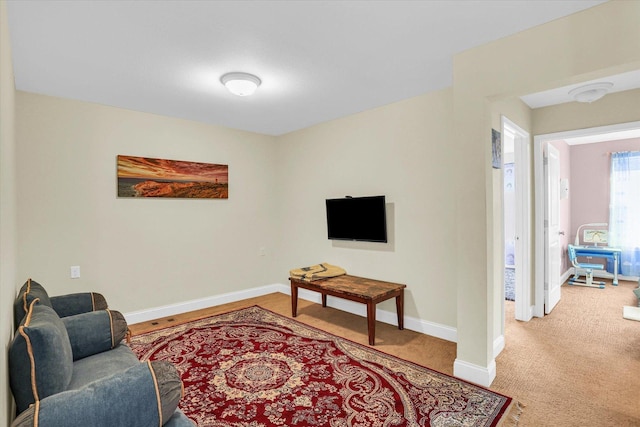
[129,306,519,427]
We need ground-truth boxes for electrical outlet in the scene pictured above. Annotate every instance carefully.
[259,247,266,257]
[70,266,81,279]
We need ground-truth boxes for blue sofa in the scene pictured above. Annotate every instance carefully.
[9,279,194,427]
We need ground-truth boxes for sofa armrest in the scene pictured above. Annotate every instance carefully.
[12,361,183,427]
[50,292,108,317]
[62,310,128,360]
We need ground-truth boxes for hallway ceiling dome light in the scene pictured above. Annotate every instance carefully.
[220,72,261,96]
[568,82,613,103]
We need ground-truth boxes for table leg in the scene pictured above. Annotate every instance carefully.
[322,293,327,307]
[367,302,376,345]
[396,291,404,330]
[613,253,619,286]
[291,283,298,317]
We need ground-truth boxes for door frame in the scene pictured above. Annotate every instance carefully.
[533,120,640,317]
[501,116,532,322]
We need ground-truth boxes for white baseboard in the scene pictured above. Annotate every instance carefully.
[493,334,505,358]
[593,270,639,282]
[124,282,457,343]
[290,287,457,342]
[526,303,534,320]
[124,283,285,325]
[453,358,496,388]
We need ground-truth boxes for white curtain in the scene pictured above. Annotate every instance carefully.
[609,151,640,277]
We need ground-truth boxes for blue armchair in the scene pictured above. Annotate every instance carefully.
[13,278,109,327]
[9,279,194,427]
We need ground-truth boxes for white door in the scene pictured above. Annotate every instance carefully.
[544,143,561,314]
[513,126,531,321]
[502,116,532,322]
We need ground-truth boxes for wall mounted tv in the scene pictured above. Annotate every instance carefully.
[326,195,387,243]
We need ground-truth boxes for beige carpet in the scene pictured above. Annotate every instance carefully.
[491,279,640,426]
[130,279,640,426]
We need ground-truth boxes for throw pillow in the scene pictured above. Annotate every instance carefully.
[9,299,74,413]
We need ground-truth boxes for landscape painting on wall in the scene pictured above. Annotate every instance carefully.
[117,155,228,199]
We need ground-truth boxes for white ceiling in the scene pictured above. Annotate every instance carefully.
[7,0,609,136]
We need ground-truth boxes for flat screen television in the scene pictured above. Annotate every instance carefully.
[326,196,387,243]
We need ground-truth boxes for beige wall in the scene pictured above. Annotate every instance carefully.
[275,88,456,326]
[453,0,640,380]
[533,89,640,136]
[15,88,458,333]
[16,92,280,314]
[0,0,17,423]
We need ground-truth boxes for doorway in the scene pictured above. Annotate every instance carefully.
[533,120,640,317]
[501,117,532,330]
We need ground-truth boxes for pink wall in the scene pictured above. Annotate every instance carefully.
[549,137,640,273]
[569,138,640,241]
[570,137,640,249]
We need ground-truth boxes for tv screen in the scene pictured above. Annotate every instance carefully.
[326,196,387,243]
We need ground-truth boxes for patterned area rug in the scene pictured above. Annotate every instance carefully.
[130,306,518,427]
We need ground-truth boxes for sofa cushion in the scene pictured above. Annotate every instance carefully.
[69,343,139,390]
[9,299,74,413]
[14,279,52,327]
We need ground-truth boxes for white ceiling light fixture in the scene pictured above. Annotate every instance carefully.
[220,72,261,97]
[568,82,614,103]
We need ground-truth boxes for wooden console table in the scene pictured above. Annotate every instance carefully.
[289,274,406,345]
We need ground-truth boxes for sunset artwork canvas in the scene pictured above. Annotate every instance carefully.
[117,155,228,199]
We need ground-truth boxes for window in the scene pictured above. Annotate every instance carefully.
[609,151,640,276]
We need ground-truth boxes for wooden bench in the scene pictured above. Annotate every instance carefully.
[289,274,406,345]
